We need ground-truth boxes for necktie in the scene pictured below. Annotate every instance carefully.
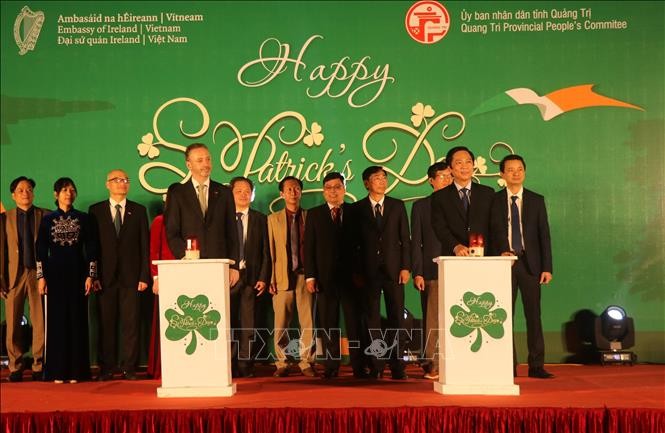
[21,211,35,268]
[331,206,341,225]
[197,184,207,216]
[290,213,299,271]
[374,203,383,231]
[511,195,523,254]
[113,204,122,236]
[460,188,469,212]
[236,212,245,263]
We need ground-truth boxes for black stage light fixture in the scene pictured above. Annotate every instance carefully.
[594,305,636,365]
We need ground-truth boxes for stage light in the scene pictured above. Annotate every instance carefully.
[594,305,636,365]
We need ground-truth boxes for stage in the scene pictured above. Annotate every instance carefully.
[1,364,663,432]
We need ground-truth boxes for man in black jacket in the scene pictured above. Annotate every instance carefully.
[89,169,149,380]
[164,143,239,285]
[431,146,494,256]
[229,176,271,378]
[304,172,366,379]
[348,166,411,379]
[490,154,553,379]
[411,161,453,380]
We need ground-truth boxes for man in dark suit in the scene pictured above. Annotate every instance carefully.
[164,143,239,286]
[89,169,150,381]
[349,166,411,380]
[410,161,453,380]
[305,172,367,379]
[1,177,45,382]
[229,176,271,378]
[490,154,553,379]
[431,146,495,256]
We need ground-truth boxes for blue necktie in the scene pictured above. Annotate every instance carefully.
[114,204,122,236]
[374,203,383,231]
[290,213,299,271]
[511,196,523,254]
[236,212,244,263]
[460,188,469,212]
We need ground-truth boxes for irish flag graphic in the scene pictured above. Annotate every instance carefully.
[471,84,643,121]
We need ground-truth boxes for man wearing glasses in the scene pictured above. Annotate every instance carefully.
[89,169,150,381]
[410,161,453,380]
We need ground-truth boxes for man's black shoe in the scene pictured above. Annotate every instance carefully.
[322,368,339,379]
[238,369,255,378]
[391,370,408,380]
[97,371,114,381]
[367,369,383,379]
[352,369,370,379]
[8,371,23,382]
[32,371,43,381]
[123,371,138,380]
[528,367,554,379]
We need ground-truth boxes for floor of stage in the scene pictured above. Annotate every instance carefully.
[1,363,664,412]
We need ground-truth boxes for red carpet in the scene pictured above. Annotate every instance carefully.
[2,364,664,432]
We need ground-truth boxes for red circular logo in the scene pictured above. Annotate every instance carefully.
[405,1,450,44]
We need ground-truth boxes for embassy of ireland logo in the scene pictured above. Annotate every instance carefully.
[14,6,45,55]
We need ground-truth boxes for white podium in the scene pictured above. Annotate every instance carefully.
[154,259,236,398]
[433,256,519,395]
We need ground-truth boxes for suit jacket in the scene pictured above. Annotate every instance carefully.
[490,188,553,276]
[241,209,271,287]
[410,195,441,281]
[164,179,239,266]
[267,208,307,291]
[304,203,351,290]
[89,200,150,288]
[431,182,494,255]
[348,196,411,278]
[1,207,45,290]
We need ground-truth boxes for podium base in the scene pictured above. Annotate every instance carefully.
[434,382,520,396]
[157,383,237,398]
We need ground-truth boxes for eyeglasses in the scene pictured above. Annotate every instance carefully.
[107,177,130,184]
[324,184,344,191]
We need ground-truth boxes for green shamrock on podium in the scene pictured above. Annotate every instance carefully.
[165,294,221,355]
[450,292,507,352]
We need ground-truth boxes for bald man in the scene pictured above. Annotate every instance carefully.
[89,169,150,381]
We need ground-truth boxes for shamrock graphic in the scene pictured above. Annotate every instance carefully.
[165,295,220,355]
[303,122,324,147]
[410,102,435,128]
[137,132,160,159]
[450,291,507,352]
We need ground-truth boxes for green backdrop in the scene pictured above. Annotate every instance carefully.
[2,1,663,363]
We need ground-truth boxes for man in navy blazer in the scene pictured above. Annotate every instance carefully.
[229,176,271,378]
[431,146,494,256]
[490,154,554,379]
[89,169,150,380]
[304,172,366,379]
[348,166,411,379]
[164,143,239,286]
[410,161,453,380]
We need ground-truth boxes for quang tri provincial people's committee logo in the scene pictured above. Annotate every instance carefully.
[405,1,450,44]
[14,5,45,55]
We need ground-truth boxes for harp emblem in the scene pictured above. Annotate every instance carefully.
[14,6,45,55]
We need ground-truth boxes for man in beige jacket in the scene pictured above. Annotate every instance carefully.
[267,176,316,377]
